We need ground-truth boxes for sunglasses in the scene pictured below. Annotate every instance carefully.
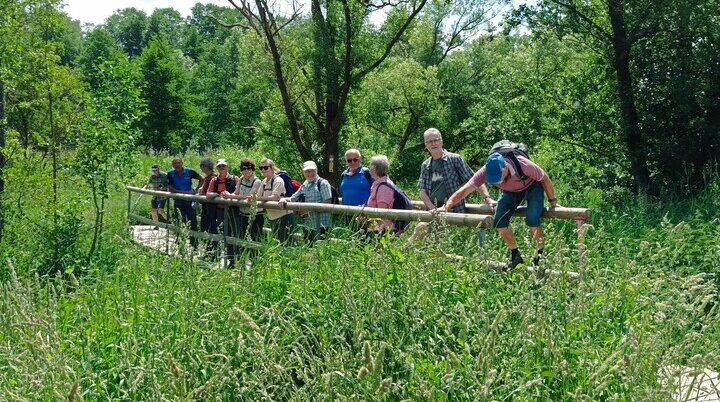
[259,166,271,170]
[241,166,254,170]
[346,158,359,163]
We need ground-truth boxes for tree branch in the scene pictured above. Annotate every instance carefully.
[353,0,428,81]
[205,13,249,30]
[548,0,612,42]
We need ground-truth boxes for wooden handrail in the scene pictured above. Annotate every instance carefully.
[126,186,493,228]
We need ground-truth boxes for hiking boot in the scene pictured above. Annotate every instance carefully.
[503,254,524,272]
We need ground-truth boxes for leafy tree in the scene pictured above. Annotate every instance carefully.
[144,8,186,49]
[229,0,428,182]
[78,27,125,89]
[73,58,142,262]
[138,36,199,152]
[104,7,148,58]
[515,0,720,194]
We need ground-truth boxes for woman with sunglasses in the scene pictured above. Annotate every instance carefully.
[218,158,262,266]
[255,158,295,243]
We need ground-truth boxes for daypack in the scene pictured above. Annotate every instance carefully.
[317,178,340,204]
[489,140,530,181]
[376,181,413,233]
[294,177,339,204]
[272,171,301,197]
[212,174,240,194]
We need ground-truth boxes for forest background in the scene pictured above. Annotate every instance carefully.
[0,0,719,399]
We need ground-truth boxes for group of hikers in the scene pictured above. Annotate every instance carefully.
[145,127,560,270]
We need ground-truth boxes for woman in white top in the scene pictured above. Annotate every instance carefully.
[219,158,262,265]
[255,158,295,243]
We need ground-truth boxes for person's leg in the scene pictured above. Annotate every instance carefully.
[206,206,220,255]
[494,190,524,268]
[157,200,168,221]
[524,182,545,265]
[406,222,429,244]
[151,198,160,226]
[221,208,236,267]
[247,213,264,258]
[188,206,198,247]
[174,203,191,245]
[273,213,295,244]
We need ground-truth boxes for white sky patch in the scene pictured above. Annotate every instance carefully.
[62,0,229,25]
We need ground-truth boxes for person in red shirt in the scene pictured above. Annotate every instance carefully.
[436,152,560,271]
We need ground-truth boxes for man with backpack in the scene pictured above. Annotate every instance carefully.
[436,141,560,271]
[167,158,204,247]
[278,161,333,244]
[339,149,373,207]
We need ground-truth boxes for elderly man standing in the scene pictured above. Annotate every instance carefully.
[408,128,475,241]
[436,151,560,270]
[167,157,204,247]
[278,161,332,244]
[339,148,373,207]
[418,128,475,212]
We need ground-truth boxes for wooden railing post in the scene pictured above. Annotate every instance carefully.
[575,219,586,275]
[222,207,229,267]
[165,198,171,255]
[126,188,131,222]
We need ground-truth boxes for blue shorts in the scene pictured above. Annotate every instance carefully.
[493,181,544,229]
[151,197,167,209]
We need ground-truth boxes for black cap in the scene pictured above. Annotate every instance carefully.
[151,164,159,170]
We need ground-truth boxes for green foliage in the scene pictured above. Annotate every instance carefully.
[137,36,200,153]
[1,183,719,398]
[104,7,148,58]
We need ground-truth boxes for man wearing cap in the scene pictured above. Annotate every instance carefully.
[435,151,559,270]
[278,161,332,243]
[146,164,169,229]
[167,158,204,247]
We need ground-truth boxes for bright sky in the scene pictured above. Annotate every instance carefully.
[62,0,229,25]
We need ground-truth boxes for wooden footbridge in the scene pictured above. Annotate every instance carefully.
[126,186,591,279]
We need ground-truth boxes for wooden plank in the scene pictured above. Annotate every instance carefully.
[127,213,263,249]
[484,260,582,281]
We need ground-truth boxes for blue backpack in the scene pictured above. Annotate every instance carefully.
[272,171,300,196]
[376,182,413,233]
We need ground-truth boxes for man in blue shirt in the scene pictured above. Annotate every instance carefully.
[339,148,373,206]
[167,158,204,247]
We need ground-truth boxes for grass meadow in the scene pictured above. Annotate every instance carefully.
[0,153,719,400]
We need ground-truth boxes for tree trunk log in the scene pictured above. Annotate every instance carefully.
[606,0,652,194]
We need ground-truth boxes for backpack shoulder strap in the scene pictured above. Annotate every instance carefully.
[363,168,372,184]
[506,153,526,181]
[376,181,397,195]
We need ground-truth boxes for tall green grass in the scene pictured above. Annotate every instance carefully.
[1,150,718,400]
[1,199,718,399]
